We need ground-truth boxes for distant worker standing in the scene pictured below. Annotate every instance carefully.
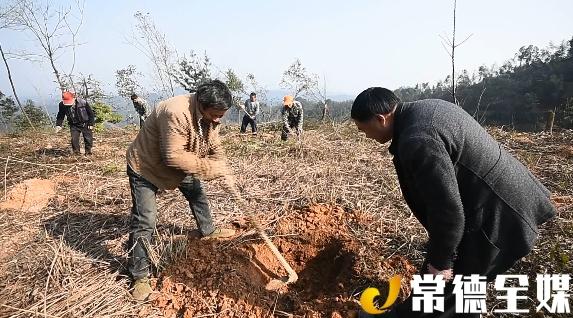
[240,92,260,135]
[281,95,303,141]
[130,94,148,128]
[55,91,95,155]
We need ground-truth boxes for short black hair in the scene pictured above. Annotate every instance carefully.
[196,79,233,110]
[351,87,400,122]
[250,92,256,97]
[130,93,138,99]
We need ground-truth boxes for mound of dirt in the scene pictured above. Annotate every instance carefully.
[0,178,57,213]
[151,204,417,317]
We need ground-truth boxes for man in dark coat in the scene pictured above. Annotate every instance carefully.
[130,93,148,128]
[352,87,556,317]
[55,91,96,155]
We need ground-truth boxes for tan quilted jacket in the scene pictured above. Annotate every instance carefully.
[126,94,225,190]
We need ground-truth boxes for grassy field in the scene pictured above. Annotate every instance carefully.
[0,123,571,317]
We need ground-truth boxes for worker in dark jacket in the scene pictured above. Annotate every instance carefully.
[55,91,96,155]
[352,87,556,318]
[130,93,148,128]
[240,92,260,135]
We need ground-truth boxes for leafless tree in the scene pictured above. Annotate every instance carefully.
[0,1,18,29]
[439,0,472,105]
[0,43,34,129]
[12,0,85,93]
[128,11,176,99]
[0,1,34,129]
[244,73,269,106]
[280,59,320,99]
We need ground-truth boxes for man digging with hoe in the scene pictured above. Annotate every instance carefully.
[125,80,237,301]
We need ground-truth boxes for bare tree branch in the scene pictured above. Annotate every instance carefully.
[126,11,176,98]
[62,0,85,92]
[0,42,35,130]
[0,1,19,29]
[439,35,453,58]
[4,50,44,62]
[280,59,320,101]
[455,33,473,48]
[439,0,471,105]
[11,0,84,93]
[472,85,487,119]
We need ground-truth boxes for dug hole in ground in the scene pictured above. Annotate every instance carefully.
[148,204,417,318]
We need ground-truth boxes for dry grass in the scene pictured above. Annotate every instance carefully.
[0,123,571,317]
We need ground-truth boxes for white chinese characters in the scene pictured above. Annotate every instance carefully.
[452,274,488,314]
[411,274,446,313]
[409,274,571,314]
[536,274,571,314]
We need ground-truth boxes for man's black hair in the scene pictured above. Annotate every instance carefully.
[196,80,233,110]
[351,87,401,122]
[250,92,256,97]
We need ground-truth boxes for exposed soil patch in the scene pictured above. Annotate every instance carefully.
[151,204,417,317]
[0,178,56,213]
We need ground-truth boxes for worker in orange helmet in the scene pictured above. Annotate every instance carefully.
[55,91,95,155]
[281,95,304,141]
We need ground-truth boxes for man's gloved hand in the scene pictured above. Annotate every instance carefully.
[88,125,94,130]
[54,126,62,133]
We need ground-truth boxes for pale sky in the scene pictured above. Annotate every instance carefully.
[1,0,572,102]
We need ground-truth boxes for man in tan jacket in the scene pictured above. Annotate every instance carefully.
[126,80,235,300]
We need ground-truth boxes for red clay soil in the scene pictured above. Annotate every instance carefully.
[150,204,417,318]
[0,178,56,213]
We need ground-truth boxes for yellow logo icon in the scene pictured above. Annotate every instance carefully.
[359,275,402,314]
